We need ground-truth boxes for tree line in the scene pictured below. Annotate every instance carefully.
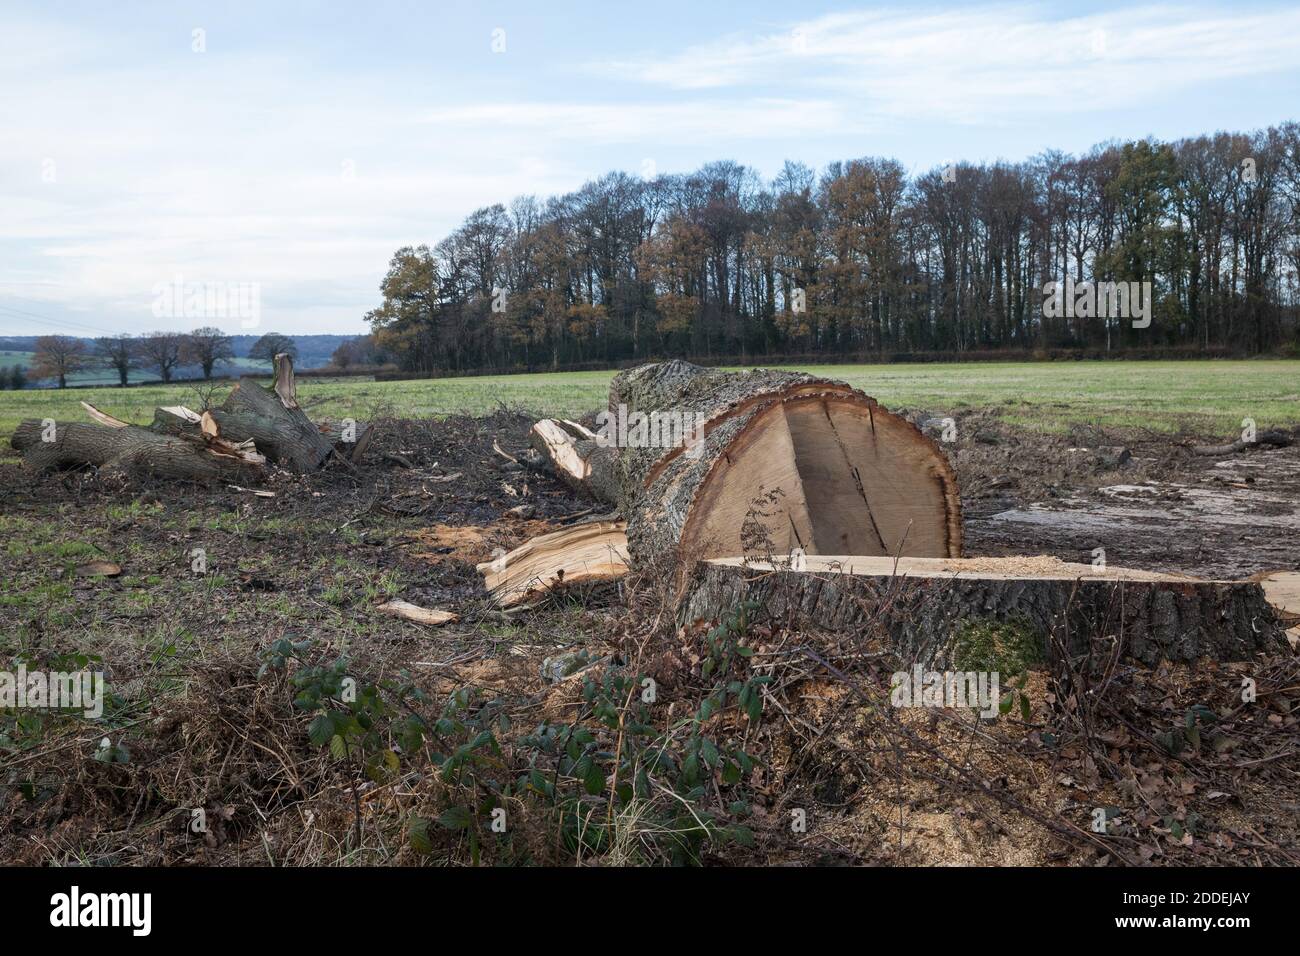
[366,123,1300,373]
[27,330,298,388]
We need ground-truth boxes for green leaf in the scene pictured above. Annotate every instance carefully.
[700,738,719,769]
[1018,692,1031,722]
[409,816,433,854]
[727,825,755,847]
[308,714,334,748]
[682,752,700,786]
[329,734,348,760]
[438,806,474,830]
[583,761,606,796]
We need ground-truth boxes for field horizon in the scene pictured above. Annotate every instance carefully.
[1,358,1296,446]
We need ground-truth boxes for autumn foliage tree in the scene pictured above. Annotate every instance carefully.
[32,335,88,388]
[365,123,1300,374]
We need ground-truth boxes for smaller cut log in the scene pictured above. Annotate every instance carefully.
[683,554,1284,666]
[1193,430,1294,455]
[476,520,629,607]
[220,353,332,471]
[528,418,620,503]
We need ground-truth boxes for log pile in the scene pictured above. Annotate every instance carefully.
[9,354,367,482]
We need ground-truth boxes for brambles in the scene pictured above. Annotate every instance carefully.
[259,601,767,865]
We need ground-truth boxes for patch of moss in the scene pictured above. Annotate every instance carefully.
[952,618,1042,677]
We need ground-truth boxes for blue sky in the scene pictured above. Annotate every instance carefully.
[3,0,1299,337]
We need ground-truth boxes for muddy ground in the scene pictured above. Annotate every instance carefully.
[1,407,1297,866]
[941,409,1300,580]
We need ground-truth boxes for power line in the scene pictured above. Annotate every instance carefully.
[0,301,135,338]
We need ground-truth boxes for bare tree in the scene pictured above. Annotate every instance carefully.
[136,331,186,383]
[94,334,139,387]
[32,335,88,389]
[181,326,235,379]
[248,332,298,368]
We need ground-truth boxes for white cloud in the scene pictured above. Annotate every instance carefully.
[418,99,851,142]
[595,4,1300,120]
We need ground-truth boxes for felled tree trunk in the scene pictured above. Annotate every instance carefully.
[683,555,1285,665]
[529,360,962,575]
[11,354,352,481]
[528,419,621,503]
[11,420,263,482]
[215,354,334,471]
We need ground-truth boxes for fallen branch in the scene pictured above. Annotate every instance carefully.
[1192,430,1293,455]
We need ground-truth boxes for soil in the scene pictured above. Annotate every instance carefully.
[935,409,1300,580]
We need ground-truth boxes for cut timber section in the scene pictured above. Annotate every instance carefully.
[526,361,962,577]
[683,555,1284,666]
[477,521,629,608]
[675,392,957,563]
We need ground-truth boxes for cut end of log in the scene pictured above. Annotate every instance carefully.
[476,520,629,607]
[200,411,221,439]
[686,392,960,562]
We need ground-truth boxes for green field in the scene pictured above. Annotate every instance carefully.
[1,360,1297,448]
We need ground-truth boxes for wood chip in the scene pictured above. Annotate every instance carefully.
[377,599,458,626]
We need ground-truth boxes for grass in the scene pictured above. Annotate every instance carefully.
[0,359,1296,444]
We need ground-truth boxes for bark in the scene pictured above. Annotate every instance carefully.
[11,420,263,482]
[218,354,333,471]
[683,555,1284,665]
